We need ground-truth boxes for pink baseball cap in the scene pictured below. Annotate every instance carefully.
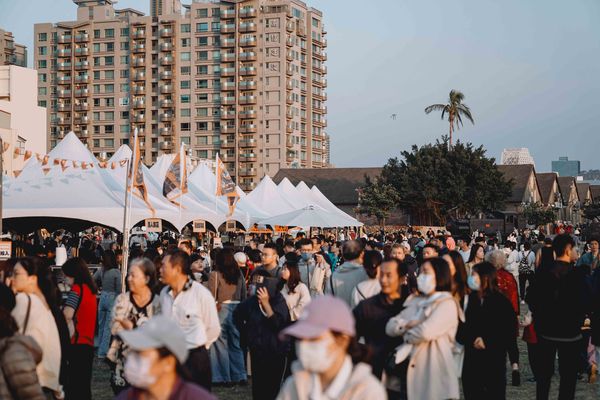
[281,295,355,339]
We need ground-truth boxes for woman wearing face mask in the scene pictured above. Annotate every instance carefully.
[462,262,518,400]
[61,257,98,400]
[10,257,64,399]
[280,253,311,322]
[385,257,462,400]
[115,315,216,400]
[277,295,386,400]
[107,258,161,394]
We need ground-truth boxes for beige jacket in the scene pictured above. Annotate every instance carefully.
[277,361,386,400]
[386,292,462,400]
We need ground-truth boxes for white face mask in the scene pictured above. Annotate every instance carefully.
[417,273,436,295]
[296,336,335,373]
[124,352,156,389]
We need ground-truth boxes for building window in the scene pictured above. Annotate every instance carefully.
[93,43,101,52]
[105,84,114,93]
[196,23,208,32]
[181,109,191,117]
[197,37,208,46]
[120,55,128,65]
[120,125,130,133]
[38,100,47,107]
[212,51,220,60]
[38,60,47,69]
[181,123,191,131]
[105,70,114,79]
[105,139,114,147]
[196,80,208,89]
[197,51,208,61]
[38,87,47,95]
[180,80,190,89]
[94,29,101,39]
[181,24,191,33]
[196,108,208,117]
[38,73,47,82]
[38,46,47,55]
[180,66,191,75]
[105,29,114,38]
[196,122,208,131]
[312,18,319,28]
[197,150,208,158]
[105,56,114,66]
[105,112,114,121]
[94,57,101,67]
[120,111,128,119]
[197,136,208,145]
[93,71,101,80]
[181,137,191,144]
[197,8,208,18]
[211,22,220,32]
[197,93,208,102]
[181,38,190,47]
[105,125,114,135]
[93,139,100,147]
[106,42,114,51]
[180,52,191,61]
[120,69,129,78]
[105,98,114,107]
[38,32,47,42]
[120,28,129,36]
[197,65,208,75]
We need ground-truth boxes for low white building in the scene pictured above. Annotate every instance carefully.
[0,65,47,176]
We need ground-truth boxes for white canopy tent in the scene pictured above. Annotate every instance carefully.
[277,177,317,209]
[244,175,297,218]
[259,205,363,228]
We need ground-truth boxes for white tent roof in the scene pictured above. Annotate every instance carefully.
[277,177,316,209]
[245,175,296,217]
[259,205,363,228]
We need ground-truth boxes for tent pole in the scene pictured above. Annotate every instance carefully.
[120,157,132,293]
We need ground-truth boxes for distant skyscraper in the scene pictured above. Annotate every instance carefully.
[0,27,27,67]
[552,156,580,177]
[500,148,535,166]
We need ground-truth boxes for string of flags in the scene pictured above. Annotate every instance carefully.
[4,142,128,176]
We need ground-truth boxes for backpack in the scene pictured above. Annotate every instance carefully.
[518,251,533,275]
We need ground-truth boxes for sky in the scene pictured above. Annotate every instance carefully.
[1,0,599,172]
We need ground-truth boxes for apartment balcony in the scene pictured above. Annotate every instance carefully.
[160,84,173,94]
[133,44,146,53]
[74,47,89,56]
[314,105,327,114]
[239,22,256,33]
[222,52,236,62]
[221,67,235,77]
[239,95,256,105]
[78,129,89,138]
[160,99,173,108]
[58,89,71,98]
[221,139,235,148]
[73,75,89,84]
[323,38,328,47]
[161,56,174,66]
[286,79,293,90]
[286,123,293,133]
[57,48,72,58]
[160,42,173,52]
[133,86,145,95]
[58,34,72,44]
[222,96,236,105]
[239,181,256,191]
[74,33,89,42]
[240,124,257,133]
[286,137,295,148]
[239,167,256,177]
[239,37,256,47]
[160,70,173,80]
[221,125,235,134]
[159,113,174,122]
[74,60,89,69]
[239,138,256,148]
[58,62,72,71]
[222,110,236,119]
[57,103,70,112]
[286,65,293,76]
[239,51,256,61]
[286,22,295,32]
[297,25,307,37]
[133,99,145,108]
[133,114,146,123]
[239,80,256,90]
[74,115,89,124]
[239,66,256,76]
[286,95,293,105]
[132,29,145,39]
[221,24,235,33]
[240,7,256,18]
[286,107,293,118]
[239,109,256,119]
[137,127,146,136]
[221,154,235,162]
[160,127,172,136]
[133,71,145,81]
[160,28,173,38]
[57,75,71,84]
[159,141,173,151]
[222,38,235,47]
[286,153,295,163]
[286,51,293,61]
[132,58,145,67]
[239,152,257,162]
[57,117,71,125]
[222,81,236,89]
[286,37,294,47]
[222,8,236,18]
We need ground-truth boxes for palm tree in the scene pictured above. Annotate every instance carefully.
[425,90,474,147]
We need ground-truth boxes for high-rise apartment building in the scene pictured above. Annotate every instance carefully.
[0,28,27,67]
[552,156,581,178]
[35,0,329,191]
[500,148,535,166]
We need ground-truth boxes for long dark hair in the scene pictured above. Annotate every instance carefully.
[62,257,98,294]
[0,283,18,338]
[101,250,118,271]
[467,244,484,264]
[423,257,452,292]
[472,261,498,298]
[16,257,60,308]
[332,331,371,365]
[284,252,301,294]
[448,251,469,301]
[362,250,383,279]
[215,249,241,285]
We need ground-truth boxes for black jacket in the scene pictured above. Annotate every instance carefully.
[528,260,589,341]
[233,293,291,356]
[353,293,405,378]
[463,291,518,363]
[590,268,600,345]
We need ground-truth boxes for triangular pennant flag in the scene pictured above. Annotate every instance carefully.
[42,155,49,166]
[13,170,21,178]
[163,144,188,205]
[35,153,42,162]
[111,162,117,169]
[53,158,61,166]
[72,161,79,168]
[89,163,94,169]
[81,162,88,170]
[42,167,51,175]
[2,142,9,153]
[119,159,128,167]
[215,153,239,216]
[60,159,68,172]
[23,150,32,161]
[129,130,155,215]
[98,162,107,169]
[13,148,20,159]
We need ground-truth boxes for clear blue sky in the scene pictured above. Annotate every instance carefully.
[1,0,599,172]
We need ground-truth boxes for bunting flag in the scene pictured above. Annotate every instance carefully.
[215,153,239,217]
[13,148,21,159]
[2,142,9,153]
[60,159,68,172]
[42,167,51,175]
[163,143,188,206]
[129,130,155,215]
[24,151,32,161]
[42,156,49,166]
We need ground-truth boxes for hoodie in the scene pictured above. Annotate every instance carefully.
[276,360,386,400]
[325,261,368,306]
[0,334,45,400]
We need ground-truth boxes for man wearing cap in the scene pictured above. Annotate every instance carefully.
[159,249,220,391]
[116,315,216,400]
[277,295,386,400]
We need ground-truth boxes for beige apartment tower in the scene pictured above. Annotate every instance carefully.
[0,28,27,67]
[35,0,328,191]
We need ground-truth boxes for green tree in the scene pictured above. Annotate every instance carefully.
[380,137,512,225]
[522,202,557,227]
[356,176,401,229]
[583,201,600,222]
[425,90,474,147]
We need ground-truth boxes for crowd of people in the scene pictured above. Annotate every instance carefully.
[1,226,600,399]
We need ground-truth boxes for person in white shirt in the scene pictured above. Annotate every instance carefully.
[457,237,471,263]
[351,250,383,308]
[280,253,311,321]
[159,249,221,392]
[505,240,521,293]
